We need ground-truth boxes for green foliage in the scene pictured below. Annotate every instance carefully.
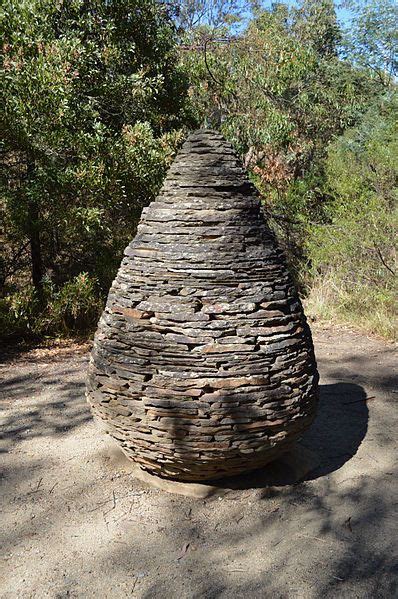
[0,285,39,339]
[1,0,192,298]
[305,91,398,339]
[343,0,398,80]
[173,0,250,34]
[182,1,376,160]
[0,273,103,340]
[292,0,341,57]
[40,273,103,335]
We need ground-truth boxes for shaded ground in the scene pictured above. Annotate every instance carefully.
[0,325,397,598]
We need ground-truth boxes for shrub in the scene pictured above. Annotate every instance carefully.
[0,285,39,340]
[0,273,104,341]
[305,92,398,340]
[40,273,104,336]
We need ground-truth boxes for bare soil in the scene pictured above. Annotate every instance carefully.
[1,325,397,599]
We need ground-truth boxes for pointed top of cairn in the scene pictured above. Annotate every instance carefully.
[162,129,251,193]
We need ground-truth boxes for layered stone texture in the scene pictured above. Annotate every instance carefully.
[86,129,319,481]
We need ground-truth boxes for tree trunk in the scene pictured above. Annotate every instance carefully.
[26,158,44,301]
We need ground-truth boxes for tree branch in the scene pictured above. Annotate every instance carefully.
[375,245,395,276]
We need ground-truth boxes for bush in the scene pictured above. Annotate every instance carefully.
[0,273,104,341]
[0,285,40,340]
[305,92,398,340]
[40,274,103,336]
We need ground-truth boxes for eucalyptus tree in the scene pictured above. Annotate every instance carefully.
[343,0,398,81]
[1,0,191,298]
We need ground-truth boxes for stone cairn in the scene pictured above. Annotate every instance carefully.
[86,129,319,482]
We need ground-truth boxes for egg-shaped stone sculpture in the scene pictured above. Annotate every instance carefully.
[86,129,319,481]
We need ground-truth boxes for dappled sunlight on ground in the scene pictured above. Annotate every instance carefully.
[0,325,397,598]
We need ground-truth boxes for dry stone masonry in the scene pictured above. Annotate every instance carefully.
[86,129,319,481]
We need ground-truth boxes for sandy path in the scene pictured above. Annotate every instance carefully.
[0,325,397,599]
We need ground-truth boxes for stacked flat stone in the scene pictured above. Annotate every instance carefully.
[86,129,319,482]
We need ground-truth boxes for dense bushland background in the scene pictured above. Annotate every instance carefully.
[1,0,397,342]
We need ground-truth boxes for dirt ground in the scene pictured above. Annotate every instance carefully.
[1,324,397,599]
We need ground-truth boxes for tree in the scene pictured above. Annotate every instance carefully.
[343,0,398,82]
[292,0,341,57]
[172,0,252,35]
[1,0,191,301]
